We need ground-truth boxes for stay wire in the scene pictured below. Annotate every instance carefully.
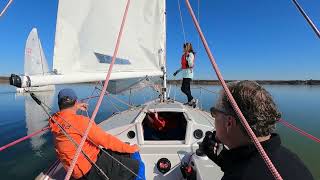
[177,0,187,44]
[32,94,143,180]
[32,95,109,180]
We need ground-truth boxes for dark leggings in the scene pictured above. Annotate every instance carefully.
[78,149,140,180]
[181,78,193,102]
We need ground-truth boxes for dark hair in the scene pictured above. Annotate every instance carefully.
[58,97,76,110]
[183,42,195,54]
[221,81,281,137]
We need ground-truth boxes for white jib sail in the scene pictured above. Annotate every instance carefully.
[54,0,166,75]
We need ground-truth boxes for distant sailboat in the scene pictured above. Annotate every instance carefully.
[14,28,55,93]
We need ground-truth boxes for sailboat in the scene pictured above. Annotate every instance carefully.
[4,0,319,179]
[10,0,224,179]
[14,28,55,93]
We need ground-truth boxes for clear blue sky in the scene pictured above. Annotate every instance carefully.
[0,0,319,80]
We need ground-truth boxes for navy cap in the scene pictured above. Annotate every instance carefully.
[58,88,78,102]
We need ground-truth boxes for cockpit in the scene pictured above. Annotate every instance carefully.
[142,111,187,141]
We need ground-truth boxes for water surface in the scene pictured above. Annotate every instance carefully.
[0,84,319,179]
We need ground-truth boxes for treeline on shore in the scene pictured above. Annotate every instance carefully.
[168,79,320,85]
[1,76,320,85]
[0,76,9,83]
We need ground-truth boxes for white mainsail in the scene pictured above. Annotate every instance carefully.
[12,0,166,88]
[15,28,55,92]
[24,28,49,76]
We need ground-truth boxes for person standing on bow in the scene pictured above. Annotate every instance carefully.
[173,42,197,107]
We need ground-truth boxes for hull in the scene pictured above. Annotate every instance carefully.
[36,100,223,180]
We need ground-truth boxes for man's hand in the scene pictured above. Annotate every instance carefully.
[76,102,88,111]
[173,70,179,76]
[131,144,139,152]
[201,131,216,153]
[201,131,223,156]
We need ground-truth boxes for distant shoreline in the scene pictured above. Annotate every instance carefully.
[1,76,320,85]
[0,77,9,84]
[168,79,320,85]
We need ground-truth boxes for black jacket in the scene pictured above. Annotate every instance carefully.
[207,134,314,180]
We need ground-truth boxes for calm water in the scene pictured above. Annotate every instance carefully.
[0,83,319,179]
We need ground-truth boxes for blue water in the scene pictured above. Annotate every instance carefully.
[0,84,319,179]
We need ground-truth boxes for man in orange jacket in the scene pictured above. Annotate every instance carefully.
[49,88,145,180]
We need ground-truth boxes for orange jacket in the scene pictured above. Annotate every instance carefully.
[49,110,138,179]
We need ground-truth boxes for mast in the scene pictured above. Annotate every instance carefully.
[162,0,167,101]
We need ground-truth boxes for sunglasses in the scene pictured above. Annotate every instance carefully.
[210,107,233,118]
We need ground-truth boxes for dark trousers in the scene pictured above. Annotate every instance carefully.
[79,149,139,180]
[181,78,193,102]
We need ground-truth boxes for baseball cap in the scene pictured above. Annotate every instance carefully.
[58,88,78,103]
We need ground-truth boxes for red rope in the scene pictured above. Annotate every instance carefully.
[0,0,13,17]
[184,0,283,179]
[64,1,131,179]
[0,126,49,152]
[279,119,320,143]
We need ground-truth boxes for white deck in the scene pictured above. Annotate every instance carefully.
[36,100,223,180]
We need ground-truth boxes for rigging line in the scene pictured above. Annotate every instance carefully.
[102,93,122,112]
[49,114,109,180]
[93,86,135,108]
[0,85,98,152]
[0,126,49,152]
[177,0,187,43]
[81,92,134,109]
[108,93,134,108]
[31,95,109,180]
[40,98,128,151]
[80,82,101,116]
[199,87,202,109]
[184,1,283,180]
[93,89,122,112]
[82,111,143,179]
[32,94,142,179]
[83,112,143,180]
[197,0,200,51]
[65,0,131,178]
[197,86,219,94]
[45,159,60,176]
[0,0,13,17]
[173,78,177,101]
[279,119,320,144]
[291,0,320,39]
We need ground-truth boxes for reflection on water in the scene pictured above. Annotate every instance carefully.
[23,91,54,152]
[0,84,319,179]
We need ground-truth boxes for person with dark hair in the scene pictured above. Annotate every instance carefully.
[201,81,313,180]
[49,88,145,180]
[173,42,197,107]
